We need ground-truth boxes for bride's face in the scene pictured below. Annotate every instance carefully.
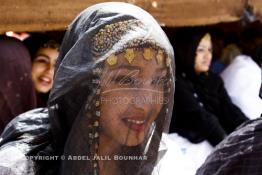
[99,48,167,146]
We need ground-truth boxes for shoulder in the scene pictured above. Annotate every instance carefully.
[0,143,36,175]
[206,72,222,82]
[175,73,194,91]
[221,55,260,81]
[153,133,213,175]
[0,108,50,175]
[1,108,49,142]
[197,119,262,175]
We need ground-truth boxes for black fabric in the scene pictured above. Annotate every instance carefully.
[197,118,262,175]
[0,36,36,134]
[0,108,53,175]
[170,72,247,146]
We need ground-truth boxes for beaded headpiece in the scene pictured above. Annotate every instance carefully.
[92,19,171,66]
[92,19,142,56]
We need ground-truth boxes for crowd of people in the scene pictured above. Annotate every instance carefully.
[0,2,261,175]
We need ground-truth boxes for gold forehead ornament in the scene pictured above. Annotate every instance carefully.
[200,33,211,42]
[106,54,118,66]
[105,48,168,66]
[125,48,135,64]
[143,48,153,60]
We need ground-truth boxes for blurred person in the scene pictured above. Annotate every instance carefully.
[220,43,242,66]
[0,36,36,134]
[209,29,226,74]
[169,29,248,146]
[210,43,242,75]
[221,44,262,119]
[24,34,60,107]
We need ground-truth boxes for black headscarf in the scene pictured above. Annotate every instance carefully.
[47,2,175,175]
[173,28,210,77]
[0,36,36,134]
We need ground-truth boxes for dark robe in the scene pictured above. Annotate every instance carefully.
[0,36,36,134]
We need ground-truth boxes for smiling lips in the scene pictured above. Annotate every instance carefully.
[122,117,146,132]
[38,76,52,86]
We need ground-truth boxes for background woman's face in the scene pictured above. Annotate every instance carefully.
[194,36,212,73]
[31,47,58,93]
[100,48,167,147]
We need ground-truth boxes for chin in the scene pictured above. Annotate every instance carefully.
[121,135,145,146]
[37,87,50,94]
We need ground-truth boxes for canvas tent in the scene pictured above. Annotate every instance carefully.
[1,0,262,33]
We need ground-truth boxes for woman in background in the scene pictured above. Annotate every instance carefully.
[24,34,59,107]
[169,29,248,146]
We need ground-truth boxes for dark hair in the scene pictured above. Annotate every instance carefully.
[23,33,60,61]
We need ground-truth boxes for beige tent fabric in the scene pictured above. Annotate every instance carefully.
[248,0,262,20]
[0,0,260,33]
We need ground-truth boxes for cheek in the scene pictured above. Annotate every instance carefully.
[146,93,164,124]
[32,64,45,76]
[100,92,129,122]
[194,56,203,70]
[195,54,203,63]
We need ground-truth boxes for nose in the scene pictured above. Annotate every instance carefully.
[132,87,159,108]
[204,50,212,60]
[45,62,55,75]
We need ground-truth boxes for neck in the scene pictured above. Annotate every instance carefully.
[99,134,121,156]
[98,135,121,175]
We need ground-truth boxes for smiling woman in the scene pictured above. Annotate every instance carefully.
[54,8,175,173]
[24,34,60,107]
[100,49,167,147]
[32,46,58,93]
[0,2,175,175]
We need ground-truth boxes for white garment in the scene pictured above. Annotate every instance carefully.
[152,133,213,175]
[221,55,262,119]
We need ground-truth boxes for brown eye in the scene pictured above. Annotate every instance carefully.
[152,76,166,86]
[114,75,135,85]
[196,48,205,53]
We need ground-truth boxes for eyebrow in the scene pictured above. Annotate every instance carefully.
[111,65,141,71]
[156,67,167,72]
[35,53,58,62]
[35,54,51,59]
